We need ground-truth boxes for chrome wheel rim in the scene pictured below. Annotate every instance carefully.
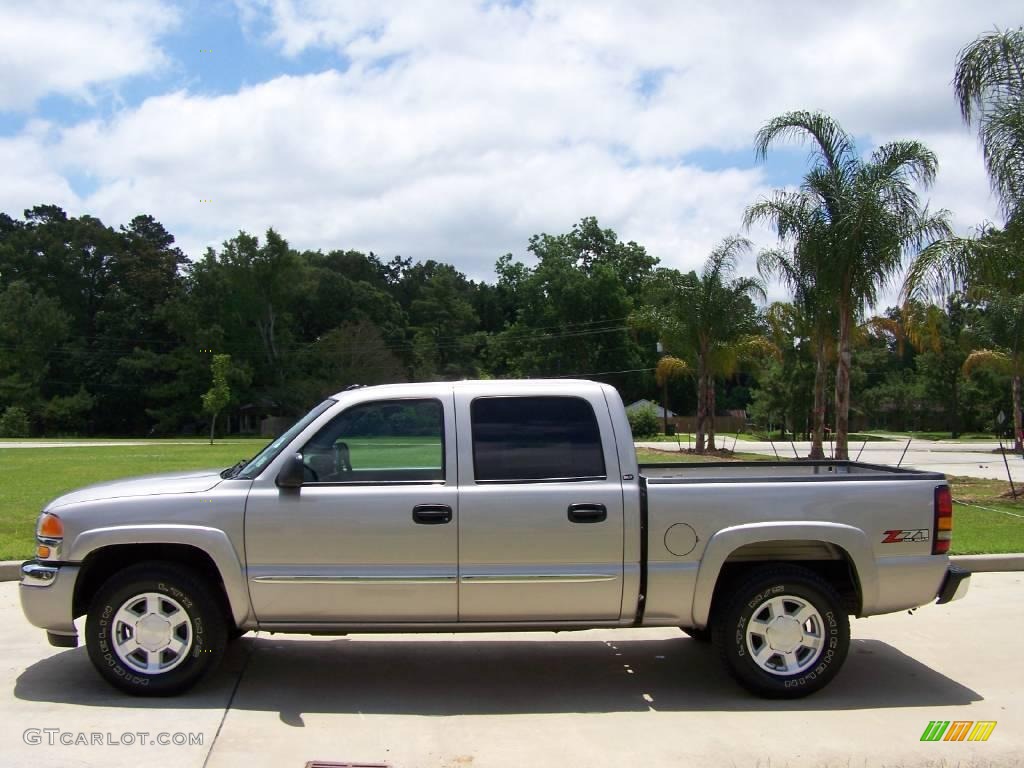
[745,594,824,676]
[112,592,193,675]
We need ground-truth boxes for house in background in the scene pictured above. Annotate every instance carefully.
[625,399,676,420]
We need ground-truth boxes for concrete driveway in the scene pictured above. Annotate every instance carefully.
[2,575,1020,768]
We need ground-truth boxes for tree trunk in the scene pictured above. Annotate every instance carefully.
[1013,371,1022,453]
[209,411,217,446]
[695,356,707,454]
[950,375,960,440]
[834,306,853,461]
[809,335,827,459]
[662,377,669,437]
[706,374,717,452]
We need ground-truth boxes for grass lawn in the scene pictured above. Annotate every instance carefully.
[2,442,1021,561]
[945,475,1024,554]
[0,441,265,560]
[863,430,1002,442]
[331,435,442,469]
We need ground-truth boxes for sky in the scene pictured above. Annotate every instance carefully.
[0,0,1020,298]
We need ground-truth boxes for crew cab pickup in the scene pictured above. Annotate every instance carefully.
[20,379,969,697]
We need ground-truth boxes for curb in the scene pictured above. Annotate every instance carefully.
[950,554,1024,572]
[0,561,22,582]
[1,555,1022,583]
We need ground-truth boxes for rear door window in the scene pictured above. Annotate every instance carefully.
[470,396,605,482]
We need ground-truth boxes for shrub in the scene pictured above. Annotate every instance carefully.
[0,406,30,437]
[628,404,660,438]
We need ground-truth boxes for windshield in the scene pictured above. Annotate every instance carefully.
[236,399,336,479]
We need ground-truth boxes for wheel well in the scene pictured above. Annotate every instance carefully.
[72,544,235,627]
[707,540,863,625]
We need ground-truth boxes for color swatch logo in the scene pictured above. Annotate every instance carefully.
[920,720,997,742]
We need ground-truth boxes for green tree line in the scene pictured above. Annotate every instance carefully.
[0,26,1020,454]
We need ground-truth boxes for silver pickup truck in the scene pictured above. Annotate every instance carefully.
[20,379,969,698]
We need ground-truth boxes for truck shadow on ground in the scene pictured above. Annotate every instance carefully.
[15,634,980,720]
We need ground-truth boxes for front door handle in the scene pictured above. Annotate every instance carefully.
[567,503,607,523]
[412,504,452,525]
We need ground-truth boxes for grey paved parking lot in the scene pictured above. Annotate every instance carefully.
[2,575,1021,768]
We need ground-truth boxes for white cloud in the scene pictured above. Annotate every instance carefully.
[1,0,1020,288]
[0,122,78,215]
[0,0,178,110]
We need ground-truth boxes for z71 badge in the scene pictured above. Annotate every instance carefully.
[882,529,930,543]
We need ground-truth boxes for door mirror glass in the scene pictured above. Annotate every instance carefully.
[276,452,305,488]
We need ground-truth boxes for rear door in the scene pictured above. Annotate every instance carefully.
[455,388,625,621]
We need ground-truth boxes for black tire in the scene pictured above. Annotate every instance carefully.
[711,565,849,698]
[85,562,228,696]
[681,627,712,643]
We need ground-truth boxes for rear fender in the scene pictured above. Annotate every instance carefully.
[690,521,875,627]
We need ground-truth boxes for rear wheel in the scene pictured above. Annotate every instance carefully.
[85,562,227,696]
[712,565,849,698]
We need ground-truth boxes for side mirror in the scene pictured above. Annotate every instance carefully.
[276,452,305,489]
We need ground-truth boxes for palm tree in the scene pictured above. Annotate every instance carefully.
[954,27,1024,222]
[752,111,950,459]
[633,236,765,453]
[905,224,1024,449]
[746,192,834,458]
[655,355,689,436]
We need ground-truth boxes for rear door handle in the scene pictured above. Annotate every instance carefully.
[567,503,607,523]
[412,504,452,525]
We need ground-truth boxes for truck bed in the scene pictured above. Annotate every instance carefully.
[635,459,950,627]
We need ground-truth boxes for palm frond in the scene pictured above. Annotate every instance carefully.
[963,348,1012,376]
[753,110,856,175]
[655,355,690,386]
[869,141,939,187]
[954,26,1024,126]
[954,26,1024,218]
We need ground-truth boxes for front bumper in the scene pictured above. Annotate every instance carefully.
[19,560,80,644]
[936,564,971,604]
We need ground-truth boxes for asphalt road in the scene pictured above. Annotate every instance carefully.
[639,438,1024,481]
[2,574,1021,768]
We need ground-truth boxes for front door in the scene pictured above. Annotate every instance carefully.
[455,391,625,621]
[245,392,458,623]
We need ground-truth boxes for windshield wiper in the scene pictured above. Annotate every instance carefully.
[220,459,249,479]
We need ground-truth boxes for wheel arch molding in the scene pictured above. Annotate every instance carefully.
[690,521,875,628]
[70,525,250,628]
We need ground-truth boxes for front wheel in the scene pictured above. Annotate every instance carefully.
[712,565,849,698]
[85,562,228,696]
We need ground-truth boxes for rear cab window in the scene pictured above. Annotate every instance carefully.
[470,396,606,483]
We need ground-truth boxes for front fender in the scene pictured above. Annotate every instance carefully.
[69,524,251,628]
[689,521,876,628]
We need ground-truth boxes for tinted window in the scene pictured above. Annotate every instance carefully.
[471,396,606,482]
[302,399,444,483]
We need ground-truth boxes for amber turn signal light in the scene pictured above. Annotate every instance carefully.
[37,513,63,539]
